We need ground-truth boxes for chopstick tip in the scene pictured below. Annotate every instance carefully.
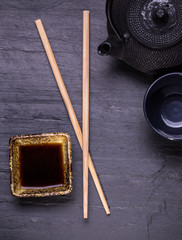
[106,210,111,215]
[84,214,88,219]
[83,10,90,14]
[35,19,42,24]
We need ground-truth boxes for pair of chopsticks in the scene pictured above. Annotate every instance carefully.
[35,12,110,218]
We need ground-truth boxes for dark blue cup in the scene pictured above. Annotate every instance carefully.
[143,73,182,140]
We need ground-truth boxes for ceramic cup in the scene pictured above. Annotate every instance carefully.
[143,72,182,140]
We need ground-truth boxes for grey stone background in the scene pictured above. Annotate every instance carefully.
[0,0,182,239]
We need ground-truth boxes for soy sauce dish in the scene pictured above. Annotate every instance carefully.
[9,133,72,197]
[143,73,182,140]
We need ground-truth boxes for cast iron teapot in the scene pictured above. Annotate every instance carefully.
[98,0,182,75]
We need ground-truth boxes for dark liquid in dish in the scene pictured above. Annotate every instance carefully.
[19,143,64,188]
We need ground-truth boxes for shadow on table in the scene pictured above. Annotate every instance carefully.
[147,128,182,165]
[110,59,182,85]
[15,193,74,207]
[109,59,155,84]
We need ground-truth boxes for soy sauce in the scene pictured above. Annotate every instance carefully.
[19,143,65,188]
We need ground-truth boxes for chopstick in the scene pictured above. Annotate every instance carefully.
[35,19,110,215]
[82,10,89,219]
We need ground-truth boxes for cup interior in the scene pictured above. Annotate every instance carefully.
[144,72,182,140]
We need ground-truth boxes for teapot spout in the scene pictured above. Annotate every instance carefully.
[97,35,123,56]
[98,40,112,56]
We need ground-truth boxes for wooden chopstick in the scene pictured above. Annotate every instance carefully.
[35,19,110,215]
[82,10,89,219]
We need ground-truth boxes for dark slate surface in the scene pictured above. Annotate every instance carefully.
[1,1,182,239]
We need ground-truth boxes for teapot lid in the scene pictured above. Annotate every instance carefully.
[110,0,182,49]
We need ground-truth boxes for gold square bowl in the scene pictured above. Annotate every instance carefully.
[9,133,72,197]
